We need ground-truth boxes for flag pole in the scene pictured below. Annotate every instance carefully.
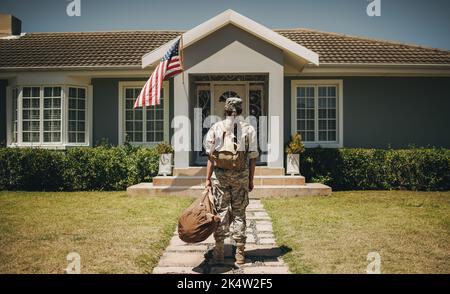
[180,34,185,85]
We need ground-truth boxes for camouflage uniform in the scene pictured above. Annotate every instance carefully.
[204,98,259,245]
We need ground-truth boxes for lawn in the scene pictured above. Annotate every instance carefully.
[0,191,193,274]
[263,191,450,274]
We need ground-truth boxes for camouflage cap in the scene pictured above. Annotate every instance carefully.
[224,97,243,113]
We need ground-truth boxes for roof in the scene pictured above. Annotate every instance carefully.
[142,9,319,68]
[0,28,449,70]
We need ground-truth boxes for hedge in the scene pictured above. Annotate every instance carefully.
[300,148,450,191]
[0,145,159,191]
[0,147,449,191]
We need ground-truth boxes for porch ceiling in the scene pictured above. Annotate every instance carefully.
[141,9,319,69]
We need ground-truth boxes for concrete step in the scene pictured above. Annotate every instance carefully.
[127,183,331,198]
[173,167,285,176]
[152,175,305,187]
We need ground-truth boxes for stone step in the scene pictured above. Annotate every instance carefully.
[173,167,285,176]
[153,175,305,187]
[127,183,331,198]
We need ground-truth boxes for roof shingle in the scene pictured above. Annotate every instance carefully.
[0,28,449,69]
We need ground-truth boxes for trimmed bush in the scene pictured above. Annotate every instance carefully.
[300,148,450,191]
[0,146,160,191]
[0,147,449,191]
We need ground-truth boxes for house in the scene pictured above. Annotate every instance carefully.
[1,10,449,196]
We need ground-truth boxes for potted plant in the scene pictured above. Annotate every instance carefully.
[285,132,305,176]
[156,142,174,176]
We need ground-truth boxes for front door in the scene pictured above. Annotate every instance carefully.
[194,81,265,166]
[213,84,247,118]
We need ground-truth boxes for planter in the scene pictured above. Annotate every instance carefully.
[286,154,300,176]
[158,153,173,176]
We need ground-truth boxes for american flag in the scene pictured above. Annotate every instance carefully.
[134,37,183,108]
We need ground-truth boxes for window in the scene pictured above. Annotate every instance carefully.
[119,82,169,145]
[68,87,87,143]
[43,87,62,143]
[7,85,90,147]
[291,80,343,147]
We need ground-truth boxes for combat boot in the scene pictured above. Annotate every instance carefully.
[211,241,224,264]
[235,243,245,265]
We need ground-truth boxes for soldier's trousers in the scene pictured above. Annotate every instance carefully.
[211,168,249,244]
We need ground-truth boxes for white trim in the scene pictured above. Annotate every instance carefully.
[6,86,12,145]
[117,81,170,146]
[65,85,91,147]
[291,79,344,148]
[292,64,450,77]
[142,9,319,68]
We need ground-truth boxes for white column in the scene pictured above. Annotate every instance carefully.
[172,74,190,168]
[267,70,284,168]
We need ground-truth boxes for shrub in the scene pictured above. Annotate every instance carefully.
[300,148,450,191]
[0,147,448,191]
[0,146,160,191]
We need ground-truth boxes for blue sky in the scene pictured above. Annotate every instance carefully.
[1,0,449,50]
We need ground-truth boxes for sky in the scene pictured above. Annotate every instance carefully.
[0,0,449,50]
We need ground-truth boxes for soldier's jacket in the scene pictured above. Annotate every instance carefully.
[204,116,259,162]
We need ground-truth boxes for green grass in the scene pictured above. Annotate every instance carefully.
[263,191,450,274]
[0,191,193,274]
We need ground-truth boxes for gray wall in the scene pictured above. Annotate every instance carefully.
[0,80,7,146]
[91,78,174,146]
[284,76,450,148]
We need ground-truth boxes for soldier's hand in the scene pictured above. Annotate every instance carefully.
[248,179,254,192]
[206,179,212,187]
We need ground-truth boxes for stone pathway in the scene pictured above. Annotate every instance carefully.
[153,199,291,274]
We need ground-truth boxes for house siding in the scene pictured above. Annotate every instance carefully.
[91,78,174,146]
[0,80,7,146]
[284,76,450,148]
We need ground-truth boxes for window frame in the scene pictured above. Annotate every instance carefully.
[291,79,344,148]
[6,84,92,149]
[118,81,170,146]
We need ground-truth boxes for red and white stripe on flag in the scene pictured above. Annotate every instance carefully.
[134,38,183,108]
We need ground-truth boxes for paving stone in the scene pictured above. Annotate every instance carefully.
[254,211,269,217]
[255,220,272,226]
[243,266,290,274]
[169,236,187,246]
[257,233,275,238]
[166,244,208,252]
[247,216,271,221]
[255,224,273,232]
[158,252,205,267]
[153,267,200,274]
[259,238,276,245]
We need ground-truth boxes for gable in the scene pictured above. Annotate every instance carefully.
[141,9,319,69]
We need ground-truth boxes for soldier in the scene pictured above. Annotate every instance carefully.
[204,97,258,265]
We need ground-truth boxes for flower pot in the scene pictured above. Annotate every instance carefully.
[286,154,300,176]
[158,153,173,176]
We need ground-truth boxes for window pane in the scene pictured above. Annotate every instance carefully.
[328,131,336,141]
[68,87,87,143]
[319,131,327,141]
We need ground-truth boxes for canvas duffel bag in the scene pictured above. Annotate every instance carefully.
[178,187,220,243]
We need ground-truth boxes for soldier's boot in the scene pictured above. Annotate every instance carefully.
[235,243,245,265]
[211,241,224,264]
